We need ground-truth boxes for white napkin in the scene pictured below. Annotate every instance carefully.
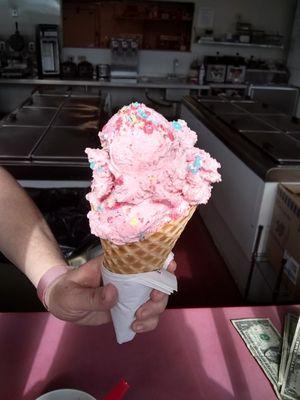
[101,252,177,344]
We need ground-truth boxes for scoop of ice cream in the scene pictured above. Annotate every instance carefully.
[86,102,221,245]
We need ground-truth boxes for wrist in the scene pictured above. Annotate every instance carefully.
[37,265,70,309]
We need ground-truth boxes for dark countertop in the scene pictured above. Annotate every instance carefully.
[182,96,300,182]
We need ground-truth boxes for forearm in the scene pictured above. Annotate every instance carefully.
[0,168,67,287]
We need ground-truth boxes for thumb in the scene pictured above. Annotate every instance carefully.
[66,283,118,312]
[69,255,104,288]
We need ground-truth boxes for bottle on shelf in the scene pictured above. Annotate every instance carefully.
[198,63,205,85]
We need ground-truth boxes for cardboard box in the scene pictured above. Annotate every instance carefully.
[266,183,300,301]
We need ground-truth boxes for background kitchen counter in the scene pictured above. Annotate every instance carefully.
[181,95,300,302]
[183,96,300,182]
[0,77,208,117]
[0,90,107,181]
[0,77,207,89]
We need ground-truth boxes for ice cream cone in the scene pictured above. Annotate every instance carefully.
[100,205,197,274]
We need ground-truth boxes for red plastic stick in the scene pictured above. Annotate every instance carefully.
[102,379,130,400]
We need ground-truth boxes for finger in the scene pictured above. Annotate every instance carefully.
[69,255,104,287]
[135,293,168,320]
[132,316,159,333]
[150,289,168,302]
[65,283,118,312]
[75,310,112,326]
[167,260,177,273]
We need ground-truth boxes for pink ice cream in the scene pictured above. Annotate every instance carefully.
[85,102,221,245]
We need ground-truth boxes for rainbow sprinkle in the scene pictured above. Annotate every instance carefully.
[172,121,182,130]
[130,217,138,226]
[138,109,148,119]
[189,155,202,174]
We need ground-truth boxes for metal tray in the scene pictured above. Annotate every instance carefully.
[53,109,99,130]
[0,126,47,160]
[23,94,67,109]
[219,114,280,132]
[259,115,300,133]
[240,131,300,164]
[1,108,57,127]
[32,127,99,162]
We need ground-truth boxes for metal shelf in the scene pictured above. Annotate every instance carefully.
[196,39,284,50]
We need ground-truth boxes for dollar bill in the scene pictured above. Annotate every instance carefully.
[281,317,300,399]
[231,318,282,387]
[278,314,299,389]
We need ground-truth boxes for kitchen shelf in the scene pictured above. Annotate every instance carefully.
[246,68,288,74]
[196,39,284,50]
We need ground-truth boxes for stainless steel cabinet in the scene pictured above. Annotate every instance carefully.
[181,105,278,299]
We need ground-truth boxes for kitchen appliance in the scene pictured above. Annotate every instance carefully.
[61,60,77,80]
[36,24,60,78]
[110,37,139,82]
[8,22,25,52]
[225,55,246,84]
[0,63,31,78]
[77,60,94,80]
[1,22,32,78]
[204,55,226,83]
[248,85,299,115]
[236,21,252,44]
[96,64,110,80]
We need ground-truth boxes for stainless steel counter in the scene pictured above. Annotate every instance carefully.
[0,77,207,90]
[183,96,300,182]
[0,91,106,181]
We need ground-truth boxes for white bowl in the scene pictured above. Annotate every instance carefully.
[36,389,97,400]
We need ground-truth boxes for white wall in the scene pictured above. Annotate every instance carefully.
[63,0,296,77]
[0,0,296,78]
[0,0,60,40]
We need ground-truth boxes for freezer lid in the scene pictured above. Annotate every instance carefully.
[62,96,101,110]
[23,94,67,109]
[53,108,100,130]
[232,101,284,115]
[240,131,300,164]
[31,126,100,162]
[200,101,247,115]
[0,126,47,160]
[259,115,300,133]
[219,114,280,132]
[1,107,57,127]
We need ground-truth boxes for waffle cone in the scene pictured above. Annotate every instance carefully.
[100,206,196,274]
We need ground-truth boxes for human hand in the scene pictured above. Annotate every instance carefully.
[44,255,118,325]
[131,259,177,334]
[44,255,176,332]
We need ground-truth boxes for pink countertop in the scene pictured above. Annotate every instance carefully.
[1,305,299,400]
